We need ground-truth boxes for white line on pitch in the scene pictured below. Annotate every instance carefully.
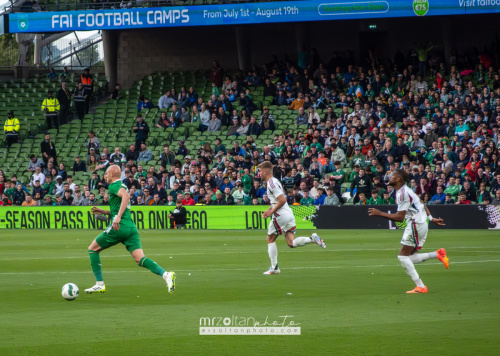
[0,259,498,275]
[1,245,499,261]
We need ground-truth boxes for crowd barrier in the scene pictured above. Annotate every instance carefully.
[0,205,498,230]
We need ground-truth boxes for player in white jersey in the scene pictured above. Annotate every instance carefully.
[368,169,449,294]
[258,161,326,275]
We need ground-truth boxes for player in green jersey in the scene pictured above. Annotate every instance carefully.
[84,165,175,294]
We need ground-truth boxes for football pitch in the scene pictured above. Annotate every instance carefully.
[1,229,499,355]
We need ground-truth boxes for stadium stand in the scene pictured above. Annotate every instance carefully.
[2,53,500,208]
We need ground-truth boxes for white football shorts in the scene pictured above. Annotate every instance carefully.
[268,212,296,236]
[400,220,428,251]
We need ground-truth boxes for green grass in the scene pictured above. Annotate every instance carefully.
[0,229,499,355]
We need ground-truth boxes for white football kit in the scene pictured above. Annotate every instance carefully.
[266,177,296,236]
[396,186,428,250]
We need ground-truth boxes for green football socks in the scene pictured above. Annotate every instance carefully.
[139,257,166,276]
[88,250,103,282]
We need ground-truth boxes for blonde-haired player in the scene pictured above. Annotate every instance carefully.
[258,161,326,275]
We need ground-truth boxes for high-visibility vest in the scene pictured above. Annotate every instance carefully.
[41,98,60,114]
[74,88,86,103]
[4,117,20,136]
[81,75,93,87]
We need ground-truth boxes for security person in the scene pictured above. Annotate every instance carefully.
[79,67,93,114]
[73,82,88,120]
[56,81,71,125]
[4,110,20,148]
[41,91,60,131]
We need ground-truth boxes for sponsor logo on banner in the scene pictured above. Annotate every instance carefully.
[17,14,29,31]
[413,0,429,16]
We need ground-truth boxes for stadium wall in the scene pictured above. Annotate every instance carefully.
[0,205,497,230]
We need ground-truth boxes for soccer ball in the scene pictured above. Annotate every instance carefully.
[61,283,79,301]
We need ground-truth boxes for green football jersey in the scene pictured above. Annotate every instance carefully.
[108,179,131,221]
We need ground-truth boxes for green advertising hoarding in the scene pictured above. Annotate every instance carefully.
[0,206,317,230]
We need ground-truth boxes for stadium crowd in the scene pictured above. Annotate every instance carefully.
[3,51,500,210]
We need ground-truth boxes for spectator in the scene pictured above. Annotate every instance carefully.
[177,141,189,157]
[136,144,152,164]
[56,82,71,125]
[126,144,139,162]
[27,154,44,172]
[30,166,45,186]
[86,130,101,156]
[368,190,382,204]
[151,194,163,206]
[430,186,446,204]
[73,189,86,206]
[444,177,462,201]
[158,90,175,109]
[350,167,373,203]
[109,147,125,166]
[456,191,472,205]
[110,83,121,100]
[491,190,500,205]
[239,92,257,115]
[12,184,26,205]
[21,193,35,206]
[314,187,326,205]
[40,133,57,165]
[133,114,149,149]
[73,155,86,174]
[289,93,305,110]
[300,189,314,205]
[324,187,340,206]
[476,182,491,204]
[208,113,222,134]
[381,191,395,204]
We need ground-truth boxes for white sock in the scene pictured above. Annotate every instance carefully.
[410,252,438,264]
[268,242,278,268]
[96,281,104,286]
[398,255,425,288]
[292,236,313,248]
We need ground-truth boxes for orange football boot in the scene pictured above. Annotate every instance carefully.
[436,248,449,269]
[406,286,428,294]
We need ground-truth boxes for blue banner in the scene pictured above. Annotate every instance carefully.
[8,0,500,33]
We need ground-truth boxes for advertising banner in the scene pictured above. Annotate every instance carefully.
[310,204,500,230]
[0,204,498,230]
[0,205,317,230]
[8,0,500,33]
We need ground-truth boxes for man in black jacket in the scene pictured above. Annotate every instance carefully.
[56,82,72,124]
[247,116,261,136]
[126,144,139,162]
[394,137,410,163]
[350,168,373,203]
[72,155,86,174]
[168,199,187,229]
[160,144,175,169]
[40,133,57,165]
[133,114,149,149]
[263,78,276,97]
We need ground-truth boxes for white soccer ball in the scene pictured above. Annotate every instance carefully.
[61,283,79,301]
